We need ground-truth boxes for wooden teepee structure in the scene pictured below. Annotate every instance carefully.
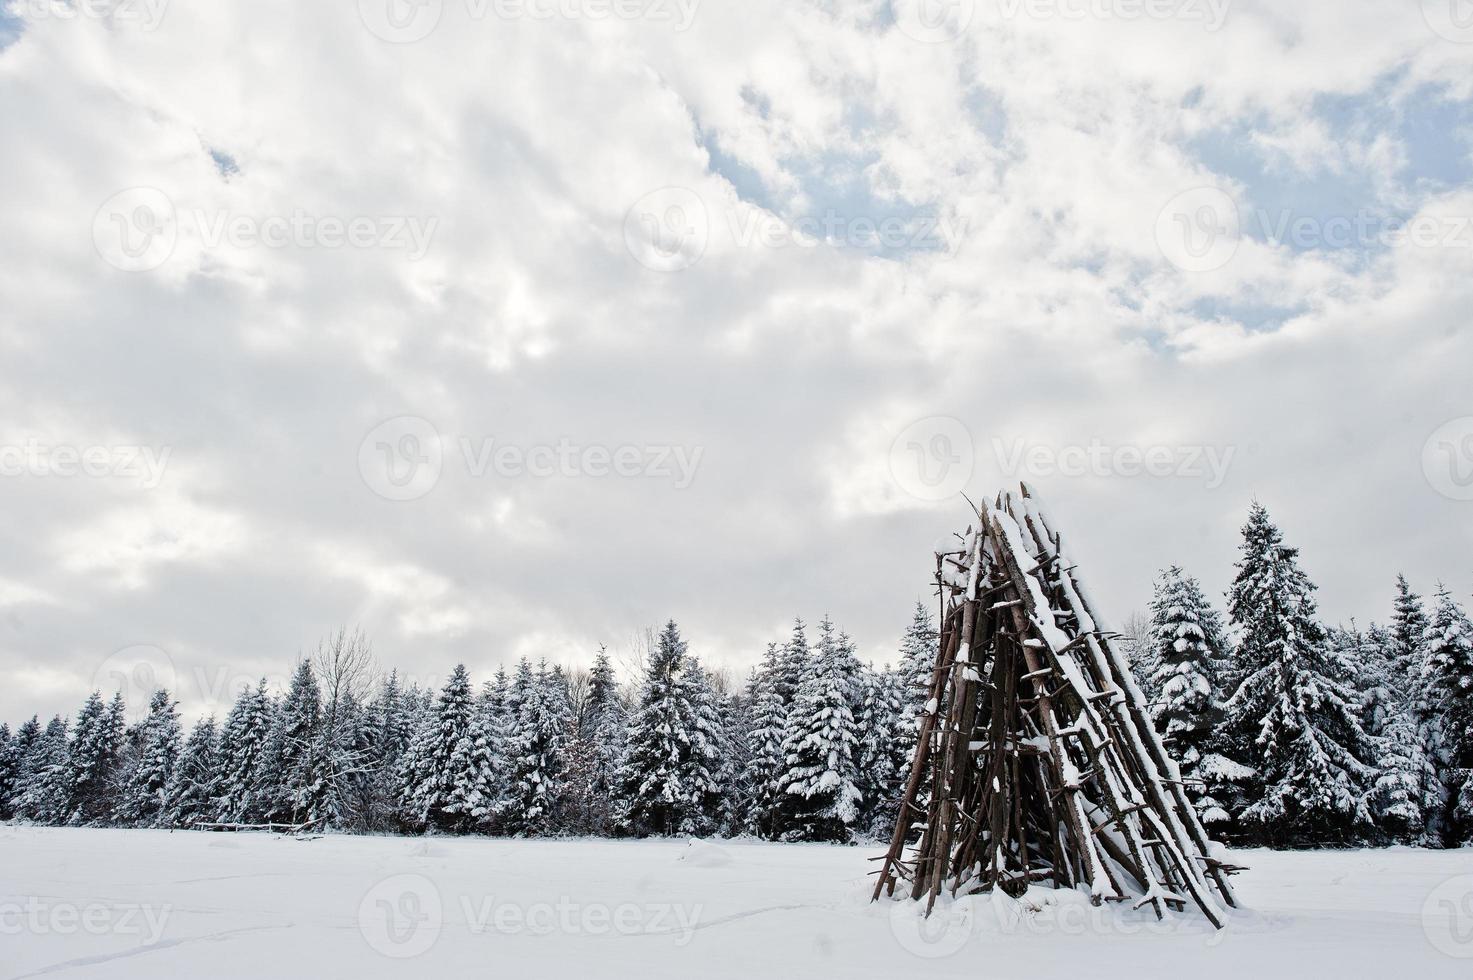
[872,484,1240,928]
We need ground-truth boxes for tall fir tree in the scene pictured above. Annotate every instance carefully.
[616,621,700,836]
[217,680,276,823]
[777,617,863,842]
[678,656,729,835]
[1222,503,1377,846]
[65,691,125,825]
[896,602,939,728]
[563,648,626,835]
[854,667,910,839]
[1390,574,1431,687]
[1148,566,1242,830]
[5,716,41,819]
[740,646,789,838]
[1422,586,1473,843]
[503,660,572,835]
[0,722,15,821]
[397,664,478,831]
[166,717,222,828]
[115,690,182,827]
[16,716,70,824]
[267,661,327,824]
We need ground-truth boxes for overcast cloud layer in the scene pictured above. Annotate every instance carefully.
[1,0,1471,724]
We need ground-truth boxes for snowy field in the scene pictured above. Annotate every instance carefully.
[3,827,1472,979]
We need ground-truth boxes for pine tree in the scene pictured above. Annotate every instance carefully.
[1222,503,1377,846]
[65,691,125,825]
[1390,574,1430,687]
[777,617,863,842]
[217,680,275,823]
[503,661,572,835]
[563,648,625,835]
[5,716,41,819]
[854,667,910,839]
[740,646,789,838]
[1423,586,1473,843]
[15,716,70,824]
[397,664,478,832]
[0,723,15,821]
[166,717,222,828]
[1148,566,1240,830]
[444,694,501,833]
[267,661,326,824]
[617,622,697,836]
[678,656,729,835]
[115,690,182,827]
[897,602,939,724]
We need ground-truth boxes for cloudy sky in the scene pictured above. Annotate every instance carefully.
[1,0,1471,724]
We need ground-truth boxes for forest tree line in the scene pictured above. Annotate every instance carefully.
[0,501,1469,849]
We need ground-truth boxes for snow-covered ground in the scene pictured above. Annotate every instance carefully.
[2,826,1472,979]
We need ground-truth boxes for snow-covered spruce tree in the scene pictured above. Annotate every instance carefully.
[678,656,730,835]
[1390,574,1431,686]
[1222,503,1377,847]
[854,666,910,839]
[115,689,182,827]
[265,661,326,825]
[1423,586,1473,843]
[217,680,276,823]
[720,678,753,836]
[503,660,572,835]
[563,648,626,835]
[15,716,70,824]
[777,619,811,706]
[397,664,480,832]
[616,622,698,836]
[1334,622,1397,737]
[166,717,222,828]
[896,602,939,730]
[1147,566,1243,832]
[65,691,126,825]
[777,617,863,842]
[5,716,41,818]
[364,671,415,830]
[444,689,502,834]
[1372,703,1443,846]
[740,646,789,838]
[0,723,15,820]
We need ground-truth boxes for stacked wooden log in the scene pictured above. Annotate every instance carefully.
[872,484,1239,928]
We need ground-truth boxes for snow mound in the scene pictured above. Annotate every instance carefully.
[677,838,734,868]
